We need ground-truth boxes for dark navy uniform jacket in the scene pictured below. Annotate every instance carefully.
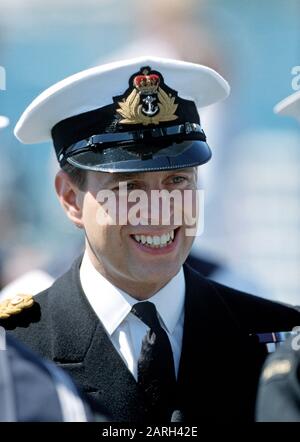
[0,334,93,422]
[2,257,300,422]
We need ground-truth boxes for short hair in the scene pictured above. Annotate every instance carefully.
[61,163,87,190]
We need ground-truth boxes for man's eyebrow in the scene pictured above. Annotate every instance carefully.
[103,168,196,185]
[105,172,143,184]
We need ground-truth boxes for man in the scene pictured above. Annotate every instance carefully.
[1,57,300,422]
[256,89,300,422]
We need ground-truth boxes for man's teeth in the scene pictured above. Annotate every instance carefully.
[133,230,175,248]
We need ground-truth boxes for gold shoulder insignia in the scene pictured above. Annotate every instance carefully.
[0,294,34,319]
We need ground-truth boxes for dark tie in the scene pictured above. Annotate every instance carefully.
[131,301,176,421]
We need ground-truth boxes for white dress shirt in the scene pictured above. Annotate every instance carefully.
[80,252,185,380]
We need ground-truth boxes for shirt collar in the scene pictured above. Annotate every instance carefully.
[79,251,185,336]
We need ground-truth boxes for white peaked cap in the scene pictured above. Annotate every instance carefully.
[274,90,300,122]
[14,56,230,144]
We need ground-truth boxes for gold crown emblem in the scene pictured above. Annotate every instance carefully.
[133,70,160,95]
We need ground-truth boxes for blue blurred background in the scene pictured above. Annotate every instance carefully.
[0,0,299,303]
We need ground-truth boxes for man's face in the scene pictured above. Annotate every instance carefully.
[63,167,198,295]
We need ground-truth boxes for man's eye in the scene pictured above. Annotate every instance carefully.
[171,176,187,184]
[112,182,136,191]
[126,182,137,191]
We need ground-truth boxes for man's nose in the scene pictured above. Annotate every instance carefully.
[145,188,178,226]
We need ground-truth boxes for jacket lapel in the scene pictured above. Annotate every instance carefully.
[48,257,147,421]
[178,263,261,421]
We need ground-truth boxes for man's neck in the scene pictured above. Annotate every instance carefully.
[85,248,178,300]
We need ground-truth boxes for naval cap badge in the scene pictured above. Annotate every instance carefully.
[116,66,178,126]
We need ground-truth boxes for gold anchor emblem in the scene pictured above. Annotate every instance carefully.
[116,68,178,126]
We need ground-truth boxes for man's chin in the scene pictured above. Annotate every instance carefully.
[133,263,181,285]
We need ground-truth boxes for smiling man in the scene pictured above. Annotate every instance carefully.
[2,57,300,422]
[60,167,198,299]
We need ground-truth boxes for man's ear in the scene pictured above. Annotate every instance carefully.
[55,170,84,229]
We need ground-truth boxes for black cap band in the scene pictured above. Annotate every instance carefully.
[58,122,206,166]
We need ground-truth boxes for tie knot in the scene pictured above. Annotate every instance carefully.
[131,301,161,330]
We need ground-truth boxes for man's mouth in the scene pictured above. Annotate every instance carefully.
[131,228,178,249]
